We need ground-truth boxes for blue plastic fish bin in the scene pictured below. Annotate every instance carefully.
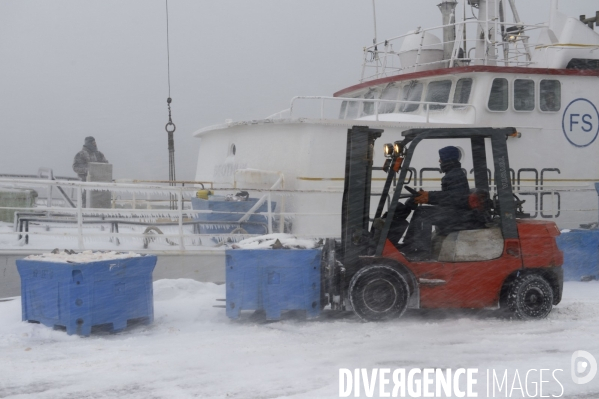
[556,230,599,281]
[16,255,157,336]
[225,249,322,320]
[191,197,276,235]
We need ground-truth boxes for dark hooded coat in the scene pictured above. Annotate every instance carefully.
[403,159,479,254]
[428,159,470,210]
[73,143,108,180]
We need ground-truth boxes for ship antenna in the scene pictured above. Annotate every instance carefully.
[371,0,378,49]
[370,0,379,76]
[165,0,177,209]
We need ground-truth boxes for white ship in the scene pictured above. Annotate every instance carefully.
[193,0,599,234]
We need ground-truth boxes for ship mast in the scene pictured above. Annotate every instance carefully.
[371,0,379,77]
[506,0,532,61]
[438,1,458,62]
[474,0,498,65]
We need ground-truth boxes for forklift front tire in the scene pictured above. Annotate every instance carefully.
[506,274,554,320]
[349,265,410,322]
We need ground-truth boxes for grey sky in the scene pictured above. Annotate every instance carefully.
[0,0,597,181]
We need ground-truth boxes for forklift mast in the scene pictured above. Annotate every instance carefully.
[340,126,383,274]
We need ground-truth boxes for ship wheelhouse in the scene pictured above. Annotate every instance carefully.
[330,0,599,126]
[332,66,597,126]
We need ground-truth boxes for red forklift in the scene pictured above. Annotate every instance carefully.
[323,126,564,321]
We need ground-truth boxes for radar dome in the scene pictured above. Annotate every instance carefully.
[399,30,444,72]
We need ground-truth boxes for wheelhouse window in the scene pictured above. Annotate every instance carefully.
[362,90,376,116]
[540,80,561,112]
[339,101,347,119]
[346,96,361,119]
[488,78,508,111]
[452,78,473,109]
[425,80,452,110]
[514,79,535,111]
[566,58,599,70]
[379,84,400,114]
[398,81,423,113]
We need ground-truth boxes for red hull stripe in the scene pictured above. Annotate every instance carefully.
[333,65,599,97]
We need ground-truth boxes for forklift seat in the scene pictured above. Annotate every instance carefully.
[434,188,493,236]
[467,188,493,226]
[381,189,493,253]
[432,226,504,262]
[468,188,492,215]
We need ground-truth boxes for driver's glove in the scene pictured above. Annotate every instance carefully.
[414,190,429,204]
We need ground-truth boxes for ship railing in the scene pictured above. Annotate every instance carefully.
[495,184,599,221]
[0,174,314,251]
[234,169,285,234]
[266,108,291,119]
[287,96,477,123]
[0,178,193,251]
[0,177,597,249]
[360,19,544,82]
[111,178,214,210]
[0,169,81,208]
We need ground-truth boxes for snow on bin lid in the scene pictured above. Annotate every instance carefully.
[25,250,142,263]
[232,233,321,250]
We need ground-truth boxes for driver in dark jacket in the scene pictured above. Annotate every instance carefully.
[402,146,471,260]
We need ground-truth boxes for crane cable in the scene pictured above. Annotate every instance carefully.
[165,0,177,209]
[166,0,172,100]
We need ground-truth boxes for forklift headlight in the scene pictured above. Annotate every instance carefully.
[393,142,402,155]
[383,143,394,158]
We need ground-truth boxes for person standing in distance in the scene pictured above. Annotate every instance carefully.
[72,136,109,181]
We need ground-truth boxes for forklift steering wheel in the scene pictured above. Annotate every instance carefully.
[402,186,419,209]
[513,193,524,206]
[404,186,418,195]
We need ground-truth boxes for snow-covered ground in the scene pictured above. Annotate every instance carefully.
[1,280,599,398]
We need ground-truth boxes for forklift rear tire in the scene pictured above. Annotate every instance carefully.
[349,265,410,322]
[506,274,554,320]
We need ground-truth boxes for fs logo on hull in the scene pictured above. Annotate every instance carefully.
[562,98,599,147]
